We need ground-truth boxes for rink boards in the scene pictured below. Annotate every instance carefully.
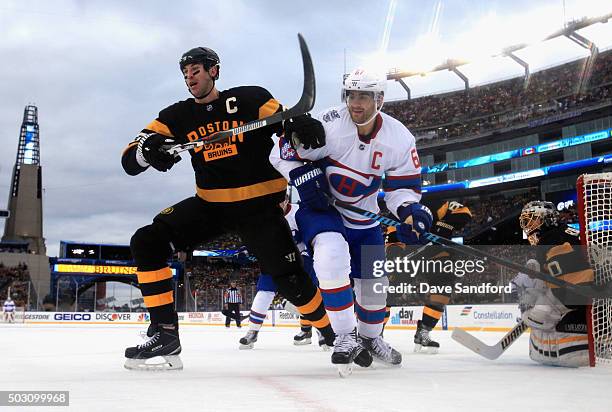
[18,304,522,332]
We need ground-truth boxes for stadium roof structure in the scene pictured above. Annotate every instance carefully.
[386,12,612,100]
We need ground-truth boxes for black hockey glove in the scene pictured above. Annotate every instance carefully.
[284,114,326,150]
[137,133,181,172]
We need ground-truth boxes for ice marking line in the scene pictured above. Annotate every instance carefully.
[253,376,338,412]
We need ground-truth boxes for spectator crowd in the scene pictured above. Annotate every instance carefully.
[0,262,30,308]
[385,49,612,143]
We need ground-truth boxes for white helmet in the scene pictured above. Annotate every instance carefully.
[342,68,387,126]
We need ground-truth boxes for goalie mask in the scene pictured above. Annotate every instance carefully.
[519,201,559,244]
[342,68,386,126]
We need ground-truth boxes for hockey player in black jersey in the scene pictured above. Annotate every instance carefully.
[518,200,593,366]
[121,46,334,370]
[385,199,472,353]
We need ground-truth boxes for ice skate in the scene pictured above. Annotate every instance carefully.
[293,329,312,345]
[239,330,258,350]
[124,323,182,371]
[332,330,373,377]
[414,320,440,354]
[317,330,331,351]
[360,334,402,366]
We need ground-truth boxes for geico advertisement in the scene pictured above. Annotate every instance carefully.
[47,312,137,322]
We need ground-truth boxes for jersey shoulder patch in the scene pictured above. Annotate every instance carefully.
[279,137,299,161]
[320,107,342,123]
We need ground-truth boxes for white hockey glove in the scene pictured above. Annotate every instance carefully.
[522,288,570,331]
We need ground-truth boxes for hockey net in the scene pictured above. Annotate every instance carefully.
[577,173,612,366]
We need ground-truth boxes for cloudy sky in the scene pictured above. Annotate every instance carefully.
[1,0,611,257]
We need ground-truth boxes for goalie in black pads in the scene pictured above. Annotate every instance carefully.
[518,201,593,367]
[120,45,334,370]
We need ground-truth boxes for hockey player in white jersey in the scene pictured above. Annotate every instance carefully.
[271,68,432,373]
[3,297,16,323]
[239,190,331,350]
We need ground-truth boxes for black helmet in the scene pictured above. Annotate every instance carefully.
[179,47,220,79]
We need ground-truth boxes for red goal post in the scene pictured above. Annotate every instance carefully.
[577,172,612,367]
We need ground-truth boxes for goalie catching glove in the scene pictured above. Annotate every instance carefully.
[136,133,181,172]
[284,113,326,150]
[396,203,433,245]
[289,163,329,211]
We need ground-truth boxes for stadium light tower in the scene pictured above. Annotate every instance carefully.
[446,59,469,93]
[385,12,612,99]
[565,30,598,94]
[2,105,46,255]
[502,44,530,89]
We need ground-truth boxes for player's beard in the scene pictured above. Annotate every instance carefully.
[347,94,383,127]
[189,79,215,100]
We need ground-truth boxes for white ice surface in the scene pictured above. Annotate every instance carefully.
[1,324,610,412]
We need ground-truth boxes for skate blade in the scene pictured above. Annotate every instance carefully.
[124,355,183,371]
[371,356,402,367]
[319,344,331,352]
[336,363,353,378]
[239,343,254,350]
[293,338,312,346]
[413,344,438,354]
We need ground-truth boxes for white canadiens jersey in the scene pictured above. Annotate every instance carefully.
[284,203,307,254]
[3,299,15,313]
[271,106,422,229]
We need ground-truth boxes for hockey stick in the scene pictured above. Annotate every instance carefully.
[326,196,612,299]
[451,321,529,360]
[165,33,315,155]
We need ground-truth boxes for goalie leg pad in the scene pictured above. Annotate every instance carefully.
[529,329,590,367]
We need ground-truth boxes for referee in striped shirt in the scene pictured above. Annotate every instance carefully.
[224,280,243,328]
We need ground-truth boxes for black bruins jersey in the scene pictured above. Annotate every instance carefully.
[384,200,472,298]
[384,199,472,246]
[537,224,594,306]
[122,86,286,205]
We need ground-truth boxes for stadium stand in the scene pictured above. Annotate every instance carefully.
[385,49,612,143]
[0,263,30,307]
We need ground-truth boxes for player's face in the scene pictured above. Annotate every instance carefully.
[519,212,541,234]
[346,91,377,125]
[183,63,214,98]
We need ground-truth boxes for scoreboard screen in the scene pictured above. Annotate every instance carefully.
[65,243,99,259]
